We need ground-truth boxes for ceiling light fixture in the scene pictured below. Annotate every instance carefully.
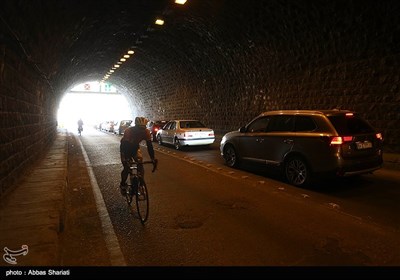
[155,18,164,25]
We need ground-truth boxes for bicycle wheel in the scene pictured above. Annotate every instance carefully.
[126,176,138,206]
[136,179,149,224]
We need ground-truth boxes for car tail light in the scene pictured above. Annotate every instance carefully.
[330,136,353,145]
[376,133,383,141]
[209,133,214,136]
[154,128,158,132]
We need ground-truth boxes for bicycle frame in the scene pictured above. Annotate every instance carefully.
[124,159,157,224]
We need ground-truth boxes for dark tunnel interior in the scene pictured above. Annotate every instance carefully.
[1,0,399,193]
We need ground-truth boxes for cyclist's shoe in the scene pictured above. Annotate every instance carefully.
[119,184,127,196]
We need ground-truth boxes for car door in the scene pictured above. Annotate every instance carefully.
[165,121,177,144]
[160,121,172,144]
[238,116,272,163]
[262,115,295,165]
[291,115,326,169]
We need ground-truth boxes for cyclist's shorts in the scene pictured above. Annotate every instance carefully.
[120,141,139,158]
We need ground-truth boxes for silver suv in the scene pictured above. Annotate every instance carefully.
[220,110,383,187]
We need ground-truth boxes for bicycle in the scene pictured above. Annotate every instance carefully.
[124,159,157,224]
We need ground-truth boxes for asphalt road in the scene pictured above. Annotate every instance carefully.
[78,127,400,265]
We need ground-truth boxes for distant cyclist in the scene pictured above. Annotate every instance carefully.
[77,118,83,135]
[119,116,157,195]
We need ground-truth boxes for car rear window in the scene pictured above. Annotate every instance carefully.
[180,121,206,128]
[155,121,167,126]
[328,115,374,134]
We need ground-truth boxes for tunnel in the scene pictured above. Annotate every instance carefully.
[1,0,399,196]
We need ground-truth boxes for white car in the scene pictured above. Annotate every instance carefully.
[156,120,215,150]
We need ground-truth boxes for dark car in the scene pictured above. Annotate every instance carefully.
[147,120,168,141]
[220,110,383,187]
[114,120,133,135]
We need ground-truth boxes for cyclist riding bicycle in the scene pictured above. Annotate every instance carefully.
[77,118,83,134]
[119,116,157,196]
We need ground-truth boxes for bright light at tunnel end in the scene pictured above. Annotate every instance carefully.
[57,81,132,131]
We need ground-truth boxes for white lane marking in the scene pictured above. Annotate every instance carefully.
[77,136,126,266]
[151,145,238,179]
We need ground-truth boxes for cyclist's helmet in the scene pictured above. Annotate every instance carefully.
[135,116,148,127]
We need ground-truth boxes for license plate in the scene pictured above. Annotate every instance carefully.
[194,132,208,138]
[356,141,372,149]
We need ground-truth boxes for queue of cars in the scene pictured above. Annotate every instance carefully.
[99,118,215,150]
[99,109,383,187]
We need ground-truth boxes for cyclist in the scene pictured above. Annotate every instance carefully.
[77,118,83,135]
[119,116,157,196]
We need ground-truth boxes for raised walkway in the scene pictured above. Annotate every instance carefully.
[0,129,110,266]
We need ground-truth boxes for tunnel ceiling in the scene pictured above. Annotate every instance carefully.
[1,0,173,91]
[2,0,399,98]
[1,1,400,129]
[1,0,238,96]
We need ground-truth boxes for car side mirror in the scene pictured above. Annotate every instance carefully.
[239,126,246,133]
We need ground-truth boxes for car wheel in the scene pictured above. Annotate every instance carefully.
[285,156,311,187]
[224,145,239,167]
[157,135,163,145]
[174,138,181,150]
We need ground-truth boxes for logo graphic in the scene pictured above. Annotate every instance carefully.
[3,245,29,265]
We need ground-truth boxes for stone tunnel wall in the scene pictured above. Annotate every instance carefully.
[125,0,400,153]
[0,37,57,196]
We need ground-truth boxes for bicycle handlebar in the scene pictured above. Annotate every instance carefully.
[129,159,158,173]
